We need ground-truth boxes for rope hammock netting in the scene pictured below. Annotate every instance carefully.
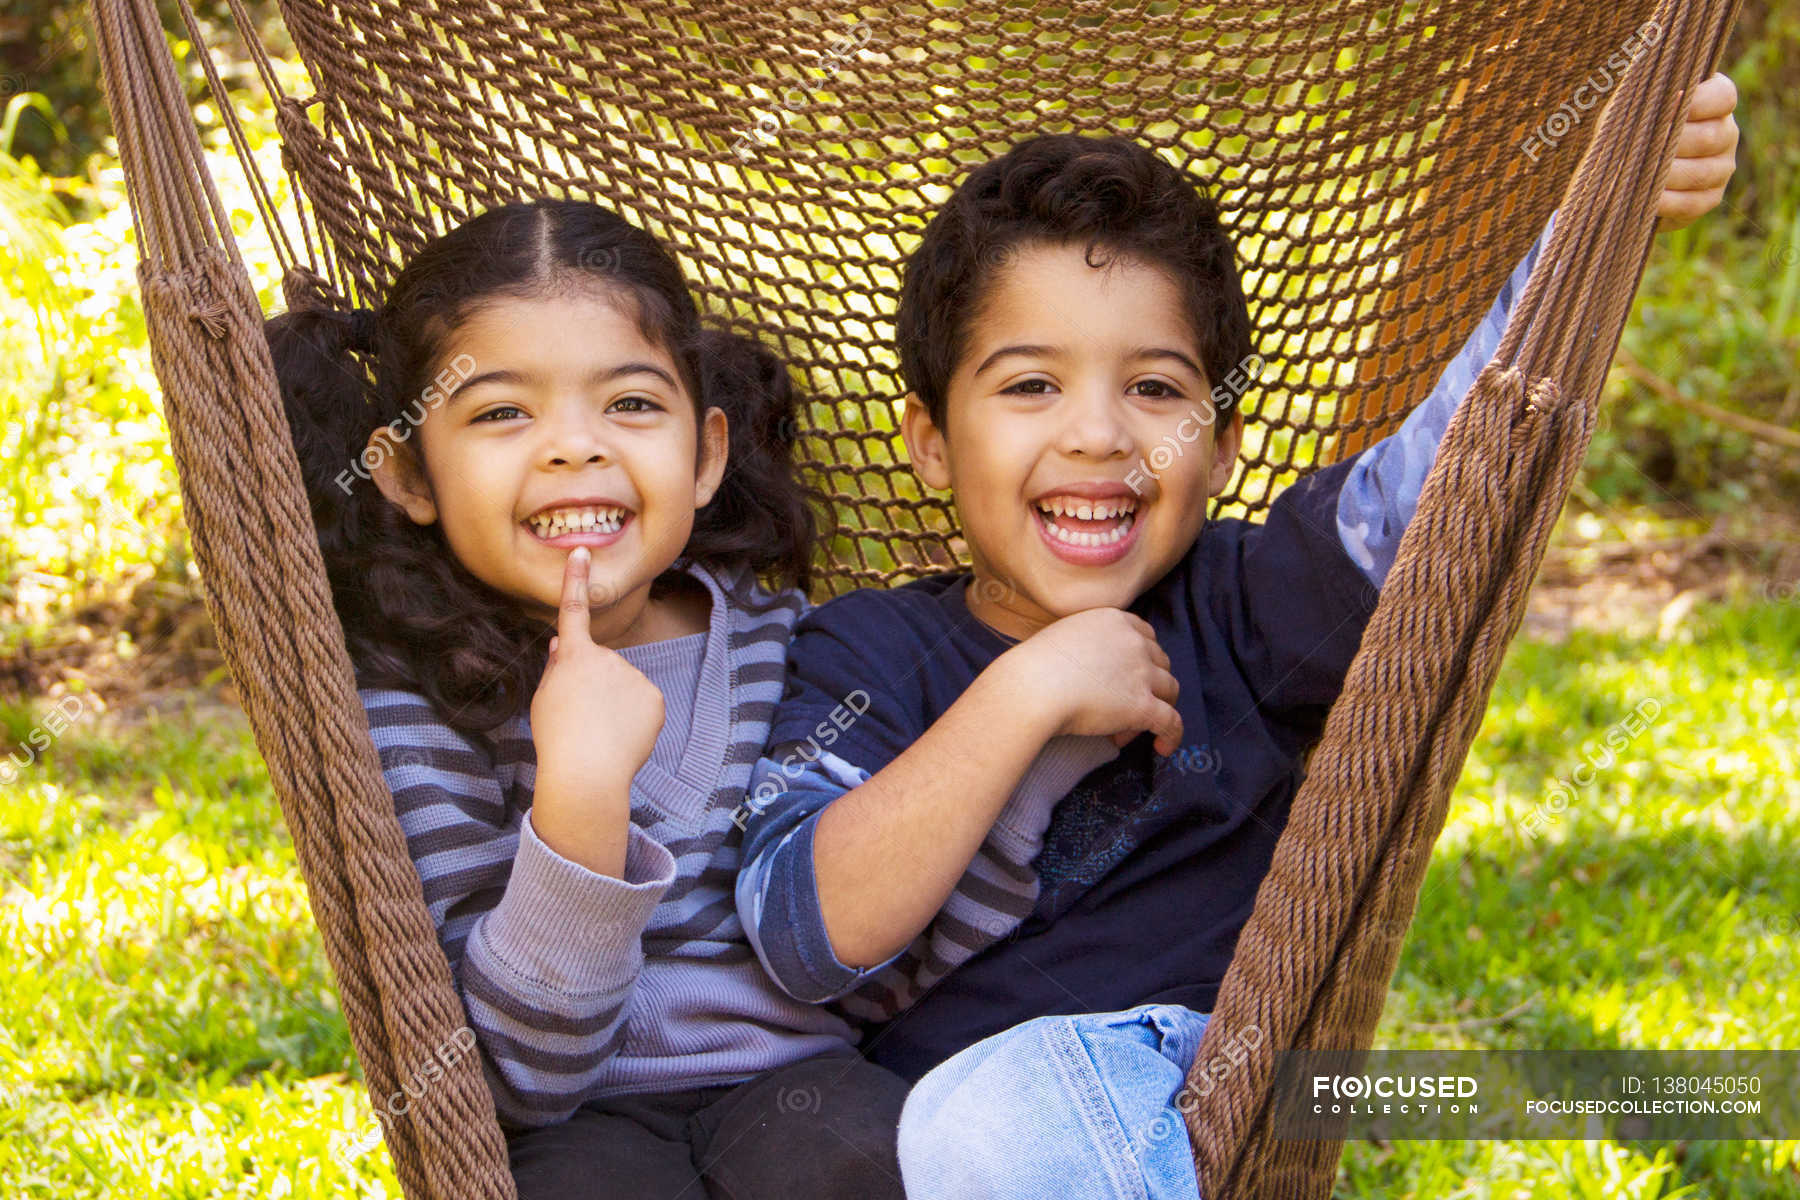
[88,0,1740,1195]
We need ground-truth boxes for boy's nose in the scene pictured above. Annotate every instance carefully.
[1055,389,1133,459]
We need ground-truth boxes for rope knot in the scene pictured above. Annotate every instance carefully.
[190,296,231,339]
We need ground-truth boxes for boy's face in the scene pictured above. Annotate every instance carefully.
[903,241,1244,640]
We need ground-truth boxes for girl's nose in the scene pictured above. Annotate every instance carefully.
[541,408,614,466]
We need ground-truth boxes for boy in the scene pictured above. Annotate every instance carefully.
[738,82,1736,1199]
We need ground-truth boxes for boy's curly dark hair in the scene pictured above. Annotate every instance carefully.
[266,199,819,741]
[896,134,1255,429]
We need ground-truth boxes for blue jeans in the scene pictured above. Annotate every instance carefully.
[897,1004,1211,1200]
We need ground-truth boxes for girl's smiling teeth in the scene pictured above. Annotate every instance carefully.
[1033,495,1138,547]
[525,503,632,539]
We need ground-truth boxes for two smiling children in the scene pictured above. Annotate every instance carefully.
[273,84,1736,1200]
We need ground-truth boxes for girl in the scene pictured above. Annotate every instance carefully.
[267,198,909,1200]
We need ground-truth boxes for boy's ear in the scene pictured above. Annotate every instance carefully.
[1208,407,1246,496]
[694,406,730,508]
[900,392,953,490]
[369,430,439,525]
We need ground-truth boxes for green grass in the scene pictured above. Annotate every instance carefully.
[1338,597,1800,1198]
[2,598,1795,1196]
[0,700,395,1197]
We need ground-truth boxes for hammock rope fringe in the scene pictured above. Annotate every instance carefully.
[88,2,1741,1196]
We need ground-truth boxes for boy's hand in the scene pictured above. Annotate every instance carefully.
[1003,607,1184,756]
[1656,72,1738,233]
[528,547,663,873]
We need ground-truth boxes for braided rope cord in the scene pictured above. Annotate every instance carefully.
[88,2,1740,1196]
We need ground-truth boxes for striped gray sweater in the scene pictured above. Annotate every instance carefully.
[361,560,856,1129]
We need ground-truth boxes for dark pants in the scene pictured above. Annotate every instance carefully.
[506,1052,911,1200]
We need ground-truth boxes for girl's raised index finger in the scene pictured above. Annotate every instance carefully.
[559,546,594,646]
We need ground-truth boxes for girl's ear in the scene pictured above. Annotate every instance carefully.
[368,430,439,524]
[1208,407,1246,496]
[693,406,730,509]
[900,393,952,490]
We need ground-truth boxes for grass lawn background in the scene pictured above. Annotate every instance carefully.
[3,588,1795,1198]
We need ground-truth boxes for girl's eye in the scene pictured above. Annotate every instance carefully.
[608,395,664,414]
[1128,378,1184,399]
[472,404,526,423]
[1001,378,1056,396]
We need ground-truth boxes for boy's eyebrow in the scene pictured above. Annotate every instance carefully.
[971,344,1208,379]
[1130,347,1208,379]
[447,362,680,402]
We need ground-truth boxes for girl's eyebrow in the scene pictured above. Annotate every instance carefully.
[447,362,680,403]
[972,343,1058,377]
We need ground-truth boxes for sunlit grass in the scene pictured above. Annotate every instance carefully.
[1338,596,1800,1198]
[0,700,394,1197]
[2,598,1794,1196]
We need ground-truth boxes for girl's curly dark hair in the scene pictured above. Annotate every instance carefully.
[266,199,819,742]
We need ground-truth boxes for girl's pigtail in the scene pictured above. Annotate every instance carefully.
[264,307,376,564]
[686,327,825,594]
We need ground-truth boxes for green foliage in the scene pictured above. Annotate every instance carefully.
[0,1,282,179]
[0,699,391,1196]
[1593,0,1800,514]
[0,57,298,636]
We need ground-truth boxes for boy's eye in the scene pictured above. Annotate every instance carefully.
[1128,378,1184,399]
[1000,378,1056,395]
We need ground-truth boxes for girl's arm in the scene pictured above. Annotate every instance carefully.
[364,688,675,1129]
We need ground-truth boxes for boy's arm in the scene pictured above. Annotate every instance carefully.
[364,690,675,1130]
[1337,216,1553,587]
[1337,70,1737,579]
[744,645,1065,972]
[737,732,1115,1011]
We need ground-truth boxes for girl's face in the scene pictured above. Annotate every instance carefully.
[370,287,727,645]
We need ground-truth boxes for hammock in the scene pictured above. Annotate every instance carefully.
[88,1,1740,1196]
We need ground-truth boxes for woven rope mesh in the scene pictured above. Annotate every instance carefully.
[264,0,1662,593]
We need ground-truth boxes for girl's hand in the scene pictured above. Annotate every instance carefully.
[527,546,665,874]
[1657,72,1739,234]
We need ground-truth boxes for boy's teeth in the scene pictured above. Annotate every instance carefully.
[1039,510,1135,547]
[1036,496,1138,520]
[528,505,628,536]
